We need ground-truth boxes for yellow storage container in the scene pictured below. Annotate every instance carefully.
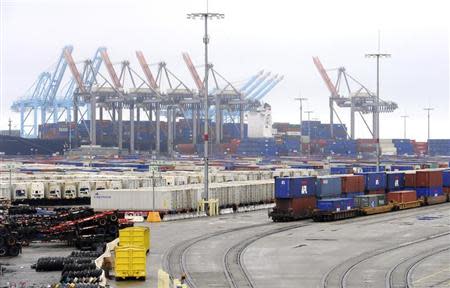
[115,246,146,280]
[119,226,150,252]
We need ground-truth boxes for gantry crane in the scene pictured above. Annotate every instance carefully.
[313,56,398,139]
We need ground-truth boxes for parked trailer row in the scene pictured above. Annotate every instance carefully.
[3,168,311,202]
[91,180,275,212]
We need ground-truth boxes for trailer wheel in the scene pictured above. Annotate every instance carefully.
[0,246,7,256]
[98,218,107,226]
[8,245,20,257]
[6,235,16,246]
[108,214,118,222]
[0,227,7,237]
[108,225,118,235]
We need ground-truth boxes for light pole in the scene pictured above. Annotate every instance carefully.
[305,110,313,156]
[424,107,433,141]
[294,97,307,155]
[365,51,391,172]
[187,10,224,202]
[401,114,408,139]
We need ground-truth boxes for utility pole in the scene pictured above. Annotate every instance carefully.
[187,8,224,203]
[8,119,12,136]
[294,97,307,155]
[400,114,408,139]
[305,110,313,156]
[424,107,433,141]
[366,33,391,172]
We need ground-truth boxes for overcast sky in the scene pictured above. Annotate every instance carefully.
[1,0,449,141]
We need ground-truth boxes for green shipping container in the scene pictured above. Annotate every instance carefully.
[354,194,386,208]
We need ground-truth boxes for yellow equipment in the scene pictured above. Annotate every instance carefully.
[119,226,150,252]
[114,246,146,280]
[147,211,161,222]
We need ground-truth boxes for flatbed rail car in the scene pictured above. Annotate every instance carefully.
[392,200,423,210]
[423,195,447,205]
[358,203,394,216]
[312,209,358,222]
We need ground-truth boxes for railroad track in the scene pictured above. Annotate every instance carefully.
[322,231,450,288]
[164,221,310,287]
[163,222,273,287]
[223,223,310,288]
[387,245,450,288]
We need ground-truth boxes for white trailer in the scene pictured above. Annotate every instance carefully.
[30,182,45,199]
[62,182,77,199]
[12,183,30,200]
[77,181,91,198]
[46,182,62,199]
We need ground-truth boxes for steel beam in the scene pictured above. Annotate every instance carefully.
[118,104,123,150]
[156,104,160,154]
[130,104,135,153]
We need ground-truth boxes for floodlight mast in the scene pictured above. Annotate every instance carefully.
[187,11,224,203]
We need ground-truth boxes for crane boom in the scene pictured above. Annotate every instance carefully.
[248,75,277,99]
[254,75,284,100]
[136,51,158,89]
[313,56,339,98]
[42,45,73,105]
[182,52,204,91]
[63,48,86,93]
[240,70,263,92]
[100,49,122,88]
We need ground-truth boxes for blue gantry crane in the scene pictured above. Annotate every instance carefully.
[11,46,105,138]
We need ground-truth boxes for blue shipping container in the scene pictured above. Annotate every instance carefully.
[357,172,387,191]
[316,176,342,198]
[415,187,444,198]
[386,172,405,191]
[317,198,354,212]
[443,170,450,187]
[330,167,352,175]
[275,176,316,198]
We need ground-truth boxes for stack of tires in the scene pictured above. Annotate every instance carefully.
[0,224,22,257]
[73,213,119,249]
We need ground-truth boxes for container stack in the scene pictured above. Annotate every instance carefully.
[273,176,317,219]
[323,140,357,156]
[443,170,450,200]
[317,198,354,212]
[340,175,365,198]
[415,170,443,199]
[315,176,342,199]
[356,172,386,195]
[428,139,450,156]
[237,138,278,156]
[379,139,397,156]
[386,172,405,192]
[330,166,353,175]
[392,139,414,155]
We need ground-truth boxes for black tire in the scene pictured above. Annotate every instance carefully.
[6,235,16,246]
[0,237,4,247]
[0,246,7,256]
[108,214,118,222]
[98,218,107,226]
[108,225,118,235]
[0,227,7,237]
[8,245,20,257]
[95,227,106,235]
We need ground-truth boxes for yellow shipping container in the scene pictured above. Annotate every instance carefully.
[119,226,150,252]
[115,246,146,280]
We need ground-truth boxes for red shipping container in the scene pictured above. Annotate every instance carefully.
[176,144,196,154]
[415,170,443,187]
[341,175,365,193]
[387,190,417,203]
[444,187,450,194]
[405,173,416,187]
[274,196,316,218]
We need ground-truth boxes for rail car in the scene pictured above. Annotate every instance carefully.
[270,169,450,222]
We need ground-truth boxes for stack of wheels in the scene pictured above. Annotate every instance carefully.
[33,257,66,271]
[70,251,102,258]
[60,268,103,284]
[0,225,22,257]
